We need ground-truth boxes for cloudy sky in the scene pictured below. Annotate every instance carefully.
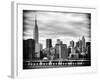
[23,10,91,48]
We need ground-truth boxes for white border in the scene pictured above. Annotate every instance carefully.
[11,1,97,78]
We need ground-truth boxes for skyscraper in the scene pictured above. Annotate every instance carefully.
[61,44,68,59]
[82,36,86,53]
[23,39,35,60]
[86,42,91,60]
[34,16,38,43]
[69,40,79,59]
[33,15,42,58]
[55,39,68,59]
[79,39,82,53]
[46,39,52,48]
[70,40,74,48]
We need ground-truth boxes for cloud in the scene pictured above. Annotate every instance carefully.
[23,10,91,48]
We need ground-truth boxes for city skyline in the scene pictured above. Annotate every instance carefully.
[23,10,91,69]
[23,10,91,48]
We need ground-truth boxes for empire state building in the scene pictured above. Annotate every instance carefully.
[34,16,39,43]
[33,15,43,58]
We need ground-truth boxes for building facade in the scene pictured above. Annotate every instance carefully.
[55,39,68,59]
[46,39,52,48]
[23,39,35,60]
[70,40,74,48]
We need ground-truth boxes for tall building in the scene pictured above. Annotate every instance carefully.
[67,47,71,56]
[49,47,56,60]
[71,47,76,53]
[33,15,43,59]
[76,41,79,47]
[61,44,68,59]
[34,16,38,43]
[86,42,91,48]
[55,44,60,59]
[55,39,62,59]
[82,36,86,53]
[70,40,74,48]
[43,48,49,58]
[55,39,68,59]
[75,41,81,54]
[45,39,52,59]
[23,39,35,60]
[79,39,82,53]
[86,42,91,60]
[35,43,43,58]
[46,39,52,48]
[69,40,79,59]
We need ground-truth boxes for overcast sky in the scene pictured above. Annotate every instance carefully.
[23,10,91,48]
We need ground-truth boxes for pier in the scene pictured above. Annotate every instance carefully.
[23,59,91,69]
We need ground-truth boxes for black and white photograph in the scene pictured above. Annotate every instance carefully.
[23,10,91,69]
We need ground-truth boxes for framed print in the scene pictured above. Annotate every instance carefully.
[11,1,97,78]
